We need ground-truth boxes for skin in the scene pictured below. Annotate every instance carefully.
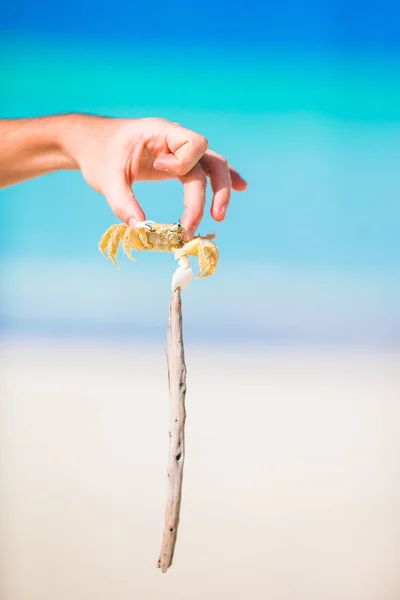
[0,114,247,240]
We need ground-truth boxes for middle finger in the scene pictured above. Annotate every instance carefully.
[179,163,207,241]
[200,151,231,222]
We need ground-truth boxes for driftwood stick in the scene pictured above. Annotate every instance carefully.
[157,287,187,573]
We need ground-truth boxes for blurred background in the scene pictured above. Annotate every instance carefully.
[1,1,399,599]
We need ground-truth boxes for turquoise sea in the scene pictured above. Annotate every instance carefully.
[1,35,399,344]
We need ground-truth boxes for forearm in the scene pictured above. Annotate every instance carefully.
[0,116,78,188]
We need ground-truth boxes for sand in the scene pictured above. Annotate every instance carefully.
[0,338,399,600]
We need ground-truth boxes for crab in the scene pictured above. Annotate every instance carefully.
[99,221,219,278]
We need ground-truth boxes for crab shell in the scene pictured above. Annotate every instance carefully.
[138,222,184,252]
[99,221,219,279]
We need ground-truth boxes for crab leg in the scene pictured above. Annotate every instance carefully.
[98,224,127,267]
[121,226,137,262]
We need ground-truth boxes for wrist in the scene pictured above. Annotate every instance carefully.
[57,113,119,172]
[48,114,86,171]
[14,115,80,173]
[21,115,80,172]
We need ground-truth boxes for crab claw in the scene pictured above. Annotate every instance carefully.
[174,236,219,278]
[172,255,193,292]
[134,220,156,249]
[135,220,156,231]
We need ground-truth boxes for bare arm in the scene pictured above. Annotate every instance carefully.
[0,114,247,238]
[0,116,76,188]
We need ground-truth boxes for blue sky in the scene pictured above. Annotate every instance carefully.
[2,0,400,53]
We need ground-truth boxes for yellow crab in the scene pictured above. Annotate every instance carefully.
[99,221,219,278]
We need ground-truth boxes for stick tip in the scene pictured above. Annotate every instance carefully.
[157,559,169,574]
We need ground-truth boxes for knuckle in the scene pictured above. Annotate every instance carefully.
[141,116,167,130]
[176,163,191,176]
[194,134,208,153]
[214,153,228,168]
[181,165,207,184]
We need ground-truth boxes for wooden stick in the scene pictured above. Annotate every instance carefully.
[157,287,187,573]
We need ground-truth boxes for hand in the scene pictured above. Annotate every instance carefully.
[65,115,247,239]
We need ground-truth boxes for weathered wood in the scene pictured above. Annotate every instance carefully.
[157,288,187,573]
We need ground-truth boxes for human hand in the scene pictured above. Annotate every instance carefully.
[64,115,247,239]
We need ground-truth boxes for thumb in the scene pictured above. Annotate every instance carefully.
[104,139,146,227]
[104,178,146,228]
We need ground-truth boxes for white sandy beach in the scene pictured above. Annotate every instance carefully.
[0,338,399,600]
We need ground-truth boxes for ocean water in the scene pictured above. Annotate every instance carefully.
[1,34,399,344]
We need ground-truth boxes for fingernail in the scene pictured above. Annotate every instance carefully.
[185,227,196,241]
[213,206,226,222]
[128,217,138,229]
[153,160,172,173]
[218,206,227,220]
[153,161,168,171]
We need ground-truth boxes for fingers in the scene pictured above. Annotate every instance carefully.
[228,164,248,191]
[200,151,248,222]
[150,121,246,224]
[104,178,146,227]
[153,124,208,177]
[179,164,207,240]
[200,152,231,222]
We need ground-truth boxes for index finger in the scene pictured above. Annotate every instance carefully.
[153,125,209,177]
